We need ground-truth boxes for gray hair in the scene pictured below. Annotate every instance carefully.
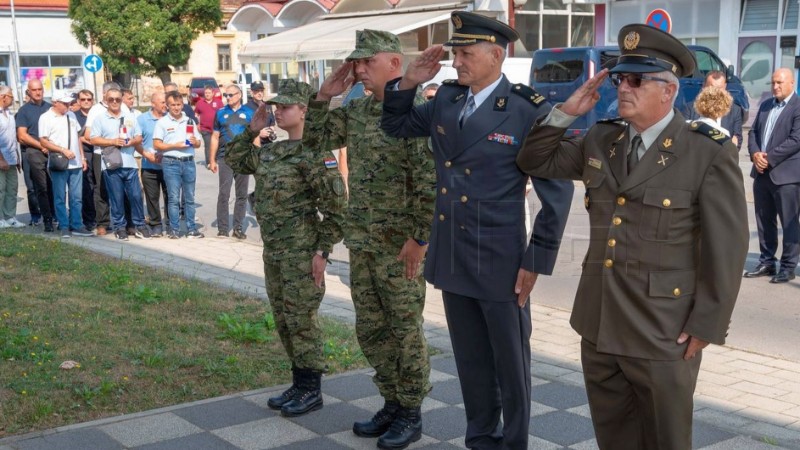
[102,81,121,94]
[658,70,680,106]
[0,85,12,96]
[163,82,179,92]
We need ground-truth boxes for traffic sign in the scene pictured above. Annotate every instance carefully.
[84,54,103,73]
[645,9,672,34]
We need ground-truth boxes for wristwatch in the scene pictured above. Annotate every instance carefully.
[315,250,329,260]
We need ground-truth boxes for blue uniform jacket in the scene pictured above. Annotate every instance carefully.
[382,75,573,302]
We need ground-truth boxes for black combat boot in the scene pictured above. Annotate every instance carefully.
[353,400,400,437]
[280,369,323,417]
[377,406,422,449]
[267,368,298,410]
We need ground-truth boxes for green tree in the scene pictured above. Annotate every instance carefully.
[69,0,222,83]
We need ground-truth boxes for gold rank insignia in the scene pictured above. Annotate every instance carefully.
[453,93,465,102]
[616,132,625,142]
[588,157,602,169]
[531,94,544,104]
[494,97,508,111]
[658,155,669,166]
[623,31,640,50]
[437,125,446,135]
[663,138,672,148]
[609,147,616,158]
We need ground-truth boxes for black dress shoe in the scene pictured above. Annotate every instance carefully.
[743,264,776,278]
[770,270,796,283]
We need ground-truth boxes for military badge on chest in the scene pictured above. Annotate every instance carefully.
[493,97,507,111]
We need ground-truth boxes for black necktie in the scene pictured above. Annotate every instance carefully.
[628,135,642,174]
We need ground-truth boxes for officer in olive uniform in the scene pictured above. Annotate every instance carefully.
[517,25,749,450]
[305,30,437,449]
[381,12,573,450]
[225,80,346,418]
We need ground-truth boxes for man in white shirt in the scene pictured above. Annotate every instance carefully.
[89,87,148,241]
[0,85,24,228]
[38,91,93,238]
[153,91,203,239]
[83,81,131,235]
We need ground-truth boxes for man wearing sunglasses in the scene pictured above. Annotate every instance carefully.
[209,84,252,239]
[517,24,748,449]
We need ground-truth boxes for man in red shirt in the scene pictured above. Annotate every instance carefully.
[194,86,222,167]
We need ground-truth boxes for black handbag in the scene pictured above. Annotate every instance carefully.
[101,117,124,170]
[48,114,72,171]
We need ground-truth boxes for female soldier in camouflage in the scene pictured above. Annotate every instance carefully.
[226,79,347,417]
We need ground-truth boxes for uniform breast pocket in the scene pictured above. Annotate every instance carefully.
[639,188,693,242]
[582,171,606,211]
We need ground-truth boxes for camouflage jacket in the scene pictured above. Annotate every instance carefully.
[225,129,346,259]
[304,94,436,253]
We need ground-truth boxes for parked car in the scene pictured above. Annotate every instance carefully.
[188,77,221,105]
[530,46,750,136]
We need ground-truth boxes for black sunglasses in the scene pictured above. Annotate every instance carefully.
[223,93,239,98]
[107,97,122,103]
[610,73,669,88]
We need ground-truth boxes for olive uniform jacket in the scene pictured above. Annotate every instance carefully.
[382,75,573,302]
[517,111,748,360]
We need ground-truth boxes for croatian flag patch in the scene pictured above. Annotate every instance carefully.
[324,157,338,169]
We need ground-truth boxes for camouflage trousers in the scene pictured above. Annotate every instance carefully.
[350,249,431,408]
[263,250,325,371]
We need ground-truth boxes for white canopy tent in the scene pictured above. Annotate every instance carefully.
[238,8,461,63]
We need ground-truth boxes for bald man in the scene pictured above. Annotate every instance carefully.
[745,68,800,283]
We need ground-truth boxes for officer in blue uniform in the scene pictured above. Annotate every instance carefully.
[381,11,573,450]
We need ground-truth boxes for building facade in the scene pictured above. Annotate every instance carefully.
[0,0,97,104]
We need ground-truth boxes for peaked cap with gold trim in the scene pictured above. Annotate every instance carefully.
[609,24,696,78]
[444,11,519,48]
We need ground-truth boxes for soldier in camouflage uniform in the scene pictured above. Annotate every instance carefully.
[226,79,346,418]
[304,30,436,449]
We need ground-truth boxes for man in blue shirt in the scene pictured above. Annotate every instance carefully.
[89,87,149,241]
[154,91,203,239]
[137,92,170,237]
[209,84,253,239]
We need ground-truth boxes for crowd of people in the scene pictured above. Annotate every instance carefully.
[0,78,282,240]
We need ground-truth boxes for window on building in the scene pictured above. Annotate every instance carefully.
[174,64,188,72]
[514,0,594,56]
[257,34,266,40]
[218,44,231,72]
[741,0,780,31]
[19,54,85,99]
[784,0,798,29]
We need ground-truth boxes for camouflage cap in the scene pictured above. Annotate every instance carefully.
[266,79,314,106]
[345,29,402,61]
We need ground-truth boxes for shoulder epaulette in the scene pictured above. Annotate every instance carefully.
[511,84,546,106]
[689,120,731,145]
[598,117,626,124]
[442,79,463,86]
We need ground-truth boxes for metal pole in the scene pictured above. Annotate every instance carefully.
[9,0,24,103]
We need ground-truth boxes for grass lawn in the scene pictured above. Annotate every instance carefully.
[0,231,367,437]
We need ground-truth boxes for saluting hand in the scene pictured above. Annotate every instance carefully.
[559,68,609,117]
[250,103,271,133]
[514,268,539,307]
[677,332,709,360]
[399,45,445,91]
[317,62,355,102]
